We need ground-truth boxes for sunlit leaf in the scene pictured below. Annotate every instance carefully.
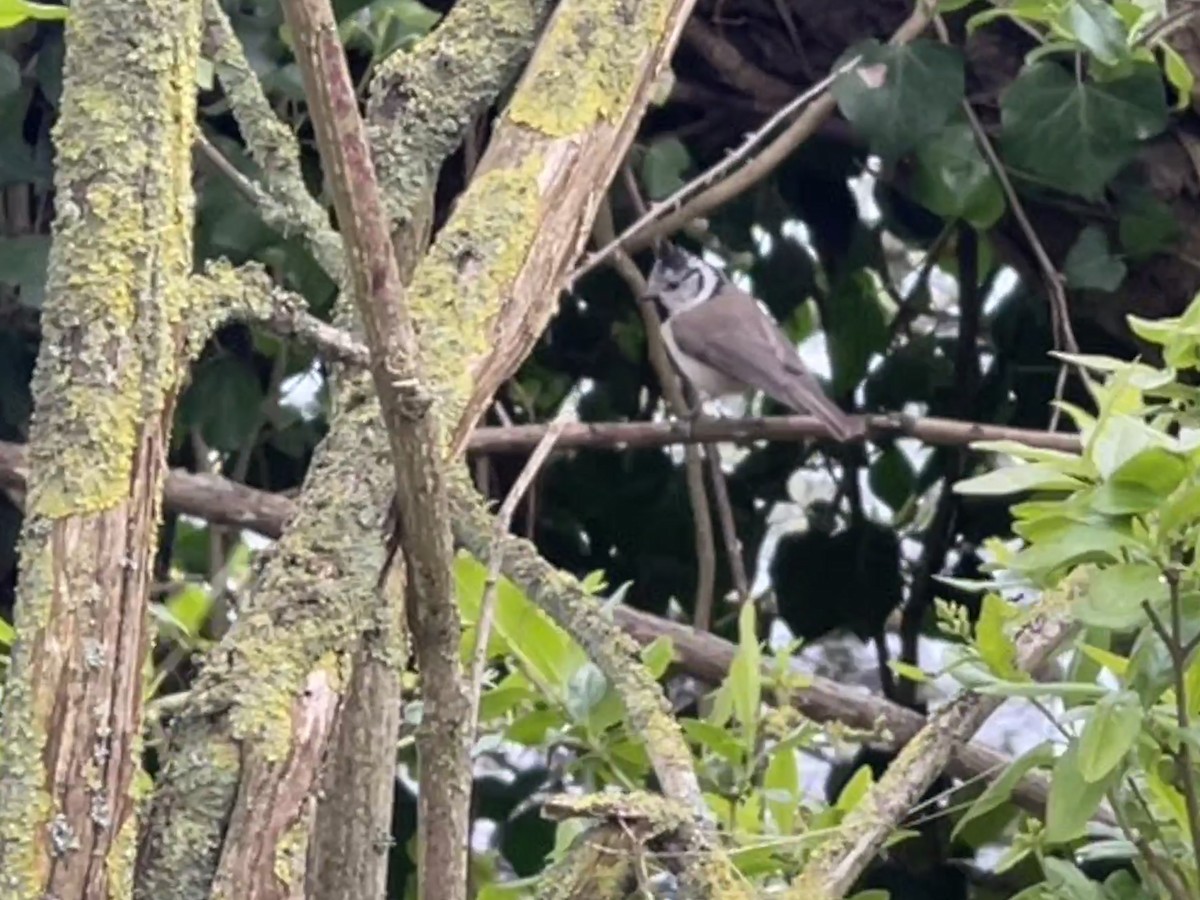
[1077,690,1142,781]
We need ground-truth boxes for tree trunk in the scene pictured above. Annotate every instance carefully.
[0,1,202,897]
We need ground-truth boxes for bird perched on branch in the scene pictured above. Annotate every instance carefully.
[641,244,863,442]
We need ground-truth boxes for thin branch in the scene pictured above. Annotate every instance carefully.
[682,18,794,106]
[470,413,571,738]
[897,225,980,707]
[594,197,718,629]
[932,16,1078,357]
[279,5,469,900]
[201,0,344,280]
[467,413,1082,455]
[705,449,750,603]
[569,2,934,275]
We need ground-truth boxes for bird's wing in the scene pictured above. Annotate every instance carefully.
[669,286,860,440]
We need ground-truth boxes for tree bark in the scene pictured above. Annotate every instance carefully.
[136,1,550,895]
[0,1,203,897]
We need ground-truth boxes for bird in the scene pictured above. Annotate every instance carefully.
[641,244,863,442]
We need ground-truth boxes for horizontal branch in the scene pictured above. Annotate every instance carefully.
[468,413,1082,455]
[0,438,1081,822]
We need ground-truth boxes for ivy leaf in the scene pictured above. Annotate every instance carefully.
[639,137,691,200]
[1115,187,1180,259]
[910,120,1005,227]
[1061,0,1129,66]
[868,445,915,512]
[1064,225,1126,292]
[1000,61,1168,199]
[831,39,965,160]
[1077,690,1142,781]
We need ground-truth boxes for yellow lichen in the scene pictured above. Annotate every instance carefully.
[508,0,675,136]
[407,156,543,428]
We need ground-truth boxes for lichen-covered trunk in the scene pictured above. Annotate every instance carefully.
[135,2,548,896]
[0,1,202,897]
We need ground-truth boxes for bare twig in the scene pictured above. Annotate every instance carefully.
[897,225,980,706]
[279,4,469,900]
[682,18,794,105]
[705,449,750,603]
[594,196,718,628]
[470,413,571,737]
[570,2,934,276]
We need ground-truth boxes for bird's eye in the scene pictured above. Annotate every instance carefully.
[665,279,679,289]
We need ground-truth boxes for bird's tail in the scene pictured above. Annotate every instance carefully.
[784,375,864,443]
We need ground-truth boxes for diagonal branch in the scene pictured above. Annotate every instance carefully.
[787,592,1079,899]
[279,6,469,900]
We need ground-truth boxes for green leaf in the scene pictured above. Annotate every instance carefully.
[639,636,676,680]
[764,746,800,833]
[728,601,762,747]
[888,660,929,683]
[823,270,890,396]
[565,662,608,724]
[1045,741,1117,842]
[954,463,1086,496]
[952,741,1056,841]
[681,719,742,763]
[1116,187,1181,259]
[1009,521,1136,576]
[1042,857,1106,900]
[1077,690,1142,781]
[0,0,68,29]
[975,593,1022,679]
[1161,43,1195,111]
[1064,226,1127,292]
[1079,643,1129,677]
[165,584,214,638]
[970,440,1092,477]
[1000,61,1168,199]
[869,445,915,511]
[1075,563,1165,630]
[1090,415,1172,480]
[831,39,965,160]
[847,892,891,900]
[910,120,1005,227]
[1109,446,1186,496]
[834,764,874,812]
[639,137,691,200]
[1061,0,1129,66]
[0,235,49,308]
